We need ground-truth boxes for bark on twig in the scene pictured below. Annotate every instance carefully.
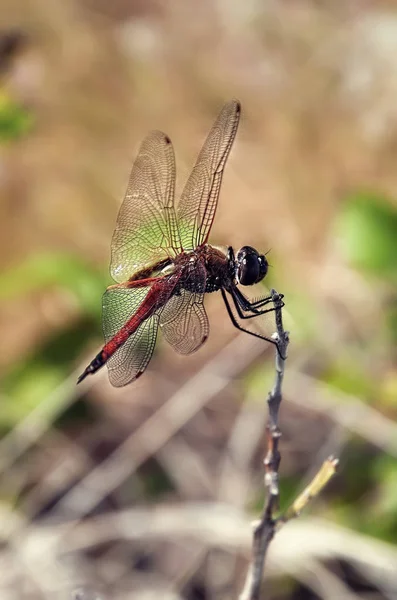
[240,289,288,600]
[240,289,339,600]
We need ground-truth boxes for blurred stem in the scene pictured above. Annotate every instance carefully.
[239,283,339,598]
[240,289,288,600]
[239,291,339,600]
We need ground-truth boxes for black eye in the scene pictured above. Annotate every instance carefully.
[236,246,268,286]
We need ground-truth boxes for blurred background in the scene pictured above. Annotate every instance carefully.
[1,1,397,598]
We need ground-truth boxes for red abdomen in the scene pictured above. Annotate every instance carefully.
[102,277,177,360]
[77,275,180,384]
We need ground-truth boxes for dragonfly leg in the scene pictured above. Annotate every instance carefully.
[221,289,285,358]
[249,292,284,309]
[231,286,284,319]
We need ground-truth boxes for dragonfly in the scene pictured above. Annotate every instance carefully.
[78,100,284,387]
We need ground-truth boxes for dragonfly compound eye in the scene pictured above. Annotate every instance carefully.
[236,246,267,286]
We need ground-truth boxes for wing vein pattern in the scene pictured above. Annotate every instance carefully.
[102,101,241,385]
[159,259,209,354]
[102,273,180,387]
[110,131,182,283]
[177,100,240,251]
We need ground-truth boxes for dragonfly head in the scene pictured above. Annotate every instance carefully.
[235,246,268,286]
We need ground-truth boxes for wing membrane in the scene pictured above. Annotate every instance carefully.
[102,286,160,386]
[160,289,209,354]
[111,131,182,283]
[159,258,208,354]
[177,100,241,250]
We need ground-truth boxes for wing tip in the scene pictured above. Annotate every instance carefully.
[108,367,145,388]
[145,130,173,144]
[227,98,241,117]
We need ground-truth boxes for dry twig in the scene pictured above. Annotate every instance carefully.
[240,289,338,600]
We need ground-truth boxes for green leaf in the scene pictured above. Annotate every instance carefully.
[0,91,33,142]
[323,356,375,401]
[336,191,397,281]
[0,252,107,318]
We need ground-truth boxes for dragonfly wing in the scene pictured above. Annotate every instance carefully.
[102,286,160,387]
[159,289,209,354]
[159,260,209,354]
[108,315,160,387]
[177,100,240,250]
[111,131,182,284]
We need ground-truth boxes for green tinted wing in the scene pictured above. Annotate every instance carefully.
[102,286,159,386]
[110,131,182,284]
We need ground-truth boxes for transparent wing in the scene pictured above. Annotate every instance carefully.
[159,289,209,354]
[102,286,160,387]
[110,131,182,284]
[177,100,241,250]
[159,258,208,354]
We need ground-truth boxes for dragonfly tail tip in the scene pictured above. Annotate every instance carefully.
[77,370,88,385]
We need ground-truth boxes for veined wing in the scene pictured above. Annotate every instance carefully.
[102,273,180,387]
[177,100,240,251]
[102,286,158,386]
[110,131,182,284]
[159,260,209,354]
[160,289,209,354]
